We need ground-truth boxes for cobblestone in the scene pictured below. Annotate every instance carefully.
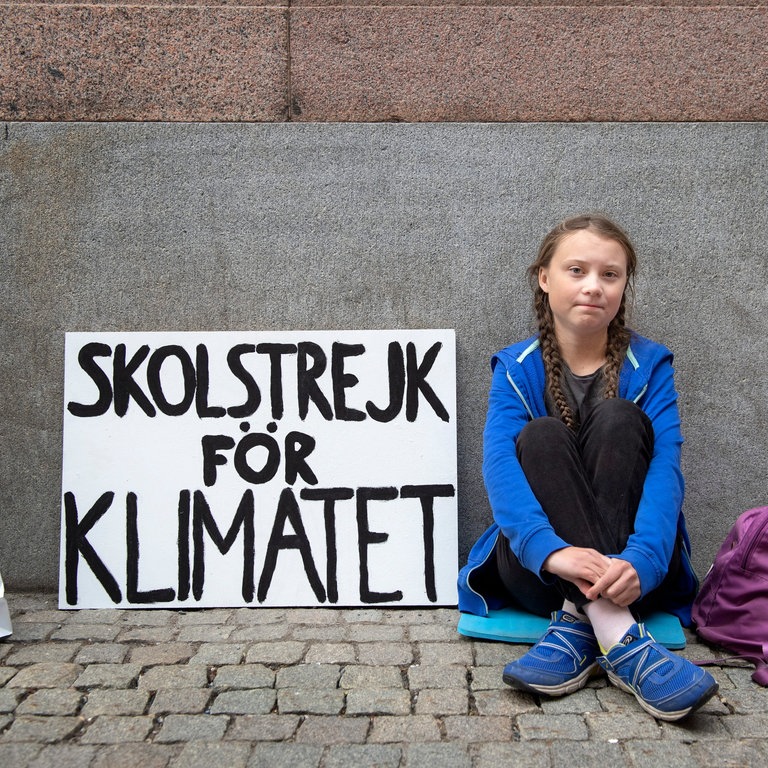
[7,624,59,642]
[339,665,403,689]
[276,687,344,715]
[345,624,407,643]
[91,743,178,768]
[2,715,82,743]
[211,663,273,689]
[154,714,230,742]
[541,686,601,714]
[409,663,467,689]
[177,625,235,643]
[0,592,766,767]
[356,642,414,665]
[150,689,212,715]
[413,688,468,715]
[14,689,83,716]
[324,743,402,768]
[692,740,768,767]
[177,610,233,626]
[368,715,442,743]
[443,713,514,742]
[661,712,730,740]
[304,642,356,664]
[245,641,306,665]
[138,665,209,690]
[51,623,122,642]
[623,740,699,768]
[294,714,370,744]
[74,644,130,664]
[585,710,664,741]
[229,624,289,642]
[80,689,151,717]
[346,688,412,715]
[473,741,550,768]
[128,643,195,666]
[225,714,300,741]
[189,642,246,665]
[74,663,142,689]
[551,740,623,767]
[171,741,250,768]
[117,626,177,643]
[417,642,474,666]
[290,625,348,642]
[0,667,17,685]
[25,744,99,768]
[0,689,18,712]
[518,712,591,741]
[473,688,540,716]
[209,689,276,715]
[405,742,471,768]
[5,644,81,665]
[6,663,82,688]
[0,744,44,767]
[247,742,323,768]
[275,663,340,689]
[78,715,155,744]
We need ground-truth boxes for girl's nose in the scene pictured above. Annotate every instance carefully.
[583,277,602,294]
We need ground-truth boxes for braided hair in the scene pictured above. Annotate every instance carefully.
[527,214,637,429]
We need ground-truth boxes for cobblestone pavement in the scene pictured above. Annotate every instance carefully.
[0,593,767,767]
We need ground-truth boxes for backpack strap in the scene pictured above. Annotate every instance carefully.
[694,655,768,687]
[752,661,768,687]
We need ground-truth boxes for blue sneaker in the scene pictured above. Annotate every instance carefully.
[597,623,719,721]
[502,611,600,696]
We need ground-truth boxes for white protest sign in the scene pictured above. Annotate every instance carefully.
[59,330,458,609]
[0,571,11,638]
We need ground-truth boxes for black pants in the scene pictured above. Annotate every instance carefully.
[495,398,682,617]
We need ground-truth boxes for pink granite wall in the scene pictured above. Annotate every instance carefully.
[1,2,766,121]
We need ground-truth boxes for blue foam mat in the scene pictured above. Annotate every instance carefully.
[458,607,686,649]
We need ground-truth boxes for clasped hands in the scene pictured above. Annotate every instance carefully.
[542,546,641,607]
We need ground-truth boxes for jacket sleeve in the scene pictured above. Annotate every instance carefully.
[618,349,685,596]
[482,361,570,581]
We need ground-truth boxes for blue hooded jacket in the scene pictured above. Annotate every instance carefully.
[457,332,698,625]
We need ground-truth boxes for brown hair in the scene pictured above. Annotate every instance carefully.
[527,213,637,429]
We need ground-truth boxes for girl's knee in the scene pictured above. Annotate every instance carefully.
[518,416,571,446]
[517,417,575,462]
[586,399,653,440]
[597,397,648,421]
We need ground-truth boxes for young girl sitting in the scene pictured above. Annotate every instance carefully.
[457,213,718,721]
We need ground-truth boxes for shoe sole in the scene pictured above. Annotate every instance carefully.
[502,661,600,697]
[605,671,719,721]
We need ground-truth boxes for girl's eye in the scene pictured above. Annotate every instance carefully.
[568,266,582,275]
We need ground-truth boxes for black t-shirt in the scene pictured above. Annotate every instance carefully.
[545,365,605,429]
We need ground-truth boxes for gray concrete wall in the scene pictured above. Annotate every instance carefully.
[1,122,766,591]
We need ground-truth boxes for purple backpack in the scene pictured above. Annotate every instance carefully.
[692,506,768,686]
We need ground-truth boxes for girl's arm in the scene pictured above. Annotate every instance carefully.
[617,349,685,596]
[482,362,570,581]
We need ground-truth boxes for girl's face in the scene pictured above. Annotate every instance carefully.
[538,228,628,342]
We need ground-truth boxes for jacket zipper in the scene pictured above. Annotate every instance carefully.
[466,529,501,615]
[506,371,534,419]
[742,513,768,571]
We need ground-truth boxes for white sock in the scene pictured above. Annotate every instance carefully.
[561,600,589,622]
[582,599,634,652]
